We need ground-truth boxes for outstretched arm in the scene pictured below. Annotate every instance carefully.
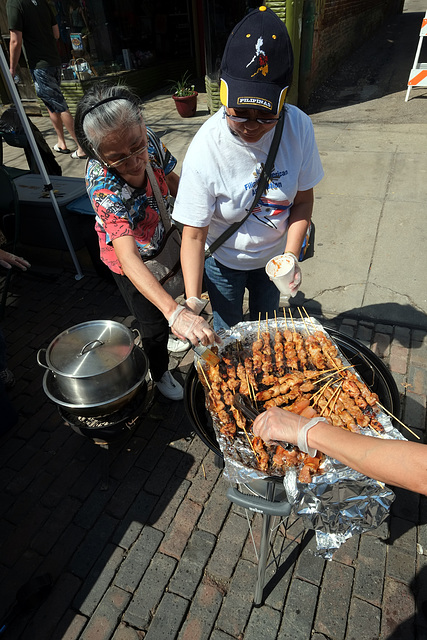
[253,407,427,495]
[112,235,217,346]
[165,171,180,198]
[180,225,209,300]
[284,188,313,258]
[9,30,23,77]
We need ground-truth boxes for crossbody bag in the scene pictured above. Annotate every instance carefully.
[144,163,185,299]
[204,109,285,260]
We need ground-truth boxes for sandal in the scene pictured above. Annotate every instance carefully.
[52,144,71,154]
[71,150,88,160]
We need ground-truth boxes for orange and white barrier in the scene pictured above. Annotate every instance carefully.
[405,12,427,101]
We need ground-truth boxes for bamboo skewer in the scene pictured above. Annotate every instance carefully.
[310,379,334,405]
[330,384,343,415]
[302,306,316,332]
[197,360,211,390]
[298,306,310,335]
[320,382,343,416]
[241,423,258,457]
[377,402,420,440]
[283,307,288,329]
[246,371,255,404]
[314,366,353,386]
[306,365,352,380]
[288,307,297,334]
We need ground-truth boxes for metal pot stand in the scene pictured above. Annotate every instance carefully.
[184,327,400,606]
[58,380,154,490]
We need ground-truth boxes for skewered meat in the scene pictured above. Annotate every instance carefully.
[198,321,386,481]
[252,436,269,472]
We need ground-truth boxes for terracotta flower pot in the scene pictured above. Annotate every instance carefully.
[172,92,198,118]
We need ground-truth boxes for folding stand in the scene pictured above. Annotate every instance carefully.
[405,11,427,101]
[227,480,293,606]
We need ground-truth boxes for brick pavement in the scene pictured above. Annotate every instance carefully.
[0,264,426,640]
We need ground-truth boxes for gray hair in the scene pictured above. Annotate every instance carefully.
[75,84,145,159]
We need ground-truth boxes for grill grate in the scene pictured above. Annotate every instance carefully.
[59,380,150,430]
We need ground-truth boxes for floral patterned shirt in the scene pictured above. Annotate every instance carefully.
[86,127,177,275]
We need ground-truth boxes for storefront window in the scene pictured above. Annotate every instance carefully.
[53,0,194,79]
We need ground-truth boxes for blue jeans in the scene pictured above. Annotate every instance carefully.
[204,256,280,332]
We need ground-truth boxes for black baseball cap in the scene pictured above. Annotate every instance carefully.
[220,6,294,114]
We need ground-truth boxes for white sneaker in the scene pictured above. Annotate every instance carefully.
[155,370,184,400]
[167,336,190,354]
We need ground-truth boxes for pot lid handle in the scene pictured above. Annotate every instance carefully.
[79,339,104,356]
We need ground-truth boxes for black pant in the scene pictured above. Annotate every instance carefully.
[112,272,169,381]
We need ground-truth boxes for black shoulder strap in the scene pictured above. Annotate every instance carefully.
[205,109,285,260]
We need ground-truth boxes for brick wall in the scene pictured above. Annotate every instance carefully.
[308,0,403,98]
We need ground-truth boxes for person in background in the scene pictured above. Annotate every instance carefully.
[173,7,324,331]
[74,84,219,401]
[253,406,427,496]
[7,0,87,159]
[0,248,31,434]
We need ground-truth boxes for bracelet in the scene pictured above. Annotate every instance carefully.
[297,417,329,456]
[284,251,299,264]
[168,304,185,327]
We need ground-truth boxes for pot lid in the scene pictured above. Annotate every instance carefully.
[46,320,134,377]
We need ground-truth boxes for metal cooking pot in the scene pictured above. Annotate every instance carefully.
[38,320,142,405]
[43,348,148,417]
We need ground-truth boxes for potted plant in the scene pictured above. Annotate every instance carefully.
[170,71,198,118]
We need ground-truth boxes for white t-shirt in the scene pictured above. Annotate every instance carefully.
[173,105,324,270]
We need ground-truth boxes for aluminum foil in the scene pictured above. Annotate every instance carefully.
[283,461,395,559]
[196,317,404,558]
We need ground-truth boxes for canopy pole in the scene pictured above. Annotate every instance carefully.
[0,48,84,280]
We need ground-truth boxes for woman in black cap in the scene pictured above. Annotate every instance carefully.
[173,6,324,331]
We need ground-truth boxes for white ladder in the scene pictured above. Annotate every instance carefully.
[405,11,427,101]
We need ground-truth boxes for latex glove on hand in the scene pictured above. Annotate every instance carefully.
[283,252,302,297]
[168,304,220,347]
[185,296,208,316]
[253,407,304,445]
[253,406,328,456]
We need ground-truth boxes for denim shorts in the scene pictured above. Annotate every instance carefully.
[30,67,69,113]
[204,256,281,332]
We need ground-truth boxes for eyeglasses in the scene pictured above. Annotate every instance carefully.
[225,112,280,126]
[106,144,148,169]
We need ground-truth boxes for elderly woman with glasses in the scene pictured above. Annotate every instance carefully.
[74,84,217,401]
[173,7,324,331]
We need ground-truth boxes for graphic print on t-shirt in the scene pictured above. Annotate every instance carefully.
[245,162,291,229]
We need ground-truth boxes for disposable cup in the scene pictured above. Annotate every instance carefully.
[265,254,295,296]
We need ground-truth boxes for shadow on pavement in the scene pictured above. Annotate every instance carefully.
[306,10,427,115]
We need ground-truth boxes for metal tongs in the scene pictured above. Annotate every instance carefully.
[232,393,293,450]
[233,393,260,421]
